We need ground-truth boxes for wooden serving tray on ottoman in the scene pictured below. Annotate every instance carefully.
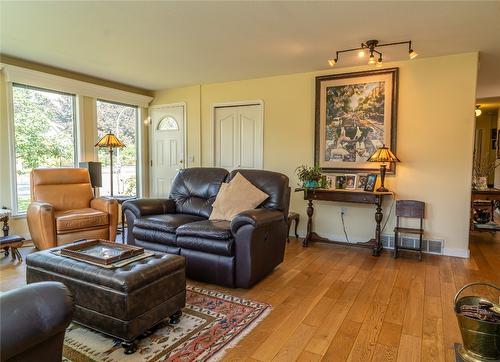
[26,241,186,354]
[60,239,144,265]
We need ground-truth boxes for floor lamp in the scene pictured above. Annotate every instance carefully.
[95,133,125,196]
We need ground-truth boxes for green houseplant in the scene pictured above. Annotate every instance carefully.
[296,165,323,188]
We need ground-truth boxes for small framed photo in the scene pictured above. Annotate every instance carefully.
[326,175,335,189]
[356,174,368,190]
[345,174,357,190]
[335,175,346,189]
[364,174,378,192]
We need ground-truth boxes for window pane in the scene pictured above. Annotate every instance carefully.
[12,84,76,213]
[96,100,137,196]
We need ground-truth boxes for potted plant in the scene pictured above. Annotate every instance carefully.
[296,165,323,188]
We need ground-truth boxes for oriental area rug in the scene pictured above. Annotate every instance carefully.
[63,285,270,362]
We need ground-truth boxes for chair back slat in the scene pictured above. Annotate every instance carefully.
[396,200,425,219]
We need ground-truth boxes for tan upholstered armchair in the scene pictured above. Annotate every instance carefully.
[27,168,118,250]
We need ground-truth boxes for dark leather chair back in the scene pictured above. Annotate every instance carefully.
[229,169,290,212]
[170,168,229,218]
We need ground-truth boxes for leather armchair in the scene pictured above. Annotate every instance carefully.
[0,282,74,362]
[27,168,118,250]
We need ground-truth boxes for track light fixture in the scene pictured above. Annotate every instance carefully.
[328,39,418,67]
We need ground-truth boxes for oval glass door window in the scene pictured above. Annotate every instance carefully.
[157,116,179,131]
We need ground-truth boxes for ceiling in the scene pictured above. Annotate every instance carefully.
[1,1,499,97]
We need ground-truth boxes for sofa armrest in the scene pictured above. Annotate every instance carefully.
[27,201,56,250]
[230,208,284,234]
[122,198,176,218]
[91,197,119,241]
[0,282,74,361]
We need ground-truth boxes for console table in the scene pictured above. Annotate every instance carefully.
[296,188,393,256]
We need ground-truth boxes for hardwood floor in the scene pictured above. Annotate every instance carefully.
[1,232,498,361]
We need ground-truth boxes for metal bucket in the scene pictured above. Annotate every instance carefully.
[454,282,500,361]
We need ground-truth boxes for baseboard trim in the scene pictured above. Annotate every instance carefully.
[443,248,470,258]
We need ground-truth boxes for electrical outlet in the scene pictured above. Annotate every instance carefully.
[341,207,347,215]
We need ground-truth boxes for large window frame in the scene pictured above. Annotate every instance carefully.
[8,83,79,215]
[95,98,140,197]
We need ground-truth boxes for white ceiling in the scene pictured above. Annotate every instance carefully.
[1,1,499,97]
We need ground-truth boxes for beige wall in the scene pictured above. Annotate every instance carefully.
[153,53,478,256]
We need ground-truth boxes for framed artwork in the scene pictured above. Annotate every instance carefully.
[497,129,500,159]
[345,174,357,190]
[364,174,378,192]
[335,175,346,189]
[356,174,368,190]
[315,68,399,173]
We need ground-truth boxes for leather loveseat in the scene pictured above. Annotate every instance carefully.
[0,282,74,362]
[123,168,290,288]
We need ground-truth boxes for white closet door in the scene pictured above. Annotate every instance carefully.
[214,104,263,171]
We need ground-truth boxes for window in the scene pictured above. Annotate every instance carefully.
[11,84,77,213]
[96,100,138,196]
[157,116,179,131]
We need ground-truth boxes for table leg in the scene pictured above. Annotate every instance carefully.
[372,198,384,256]
[121,206,125,238]
[304,199,314,247]
[2,219,9,237]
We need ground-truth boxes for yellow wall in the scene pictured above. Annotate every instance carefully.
[153,53,478,256]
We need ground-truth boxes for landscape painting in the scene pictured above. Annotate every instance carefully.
[315,68,398,173]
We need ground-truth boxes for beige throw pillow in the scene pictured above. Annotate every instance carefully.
[210,173,269,221]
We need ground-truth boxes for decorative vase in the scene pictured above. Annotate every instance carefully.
[477,177,488,191]
[304,180,319,188]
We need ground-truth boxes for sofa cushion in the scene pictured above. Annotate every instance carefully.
[55,208,108,233]
[177,220,232,240]
[170,168,229,218]
[134,214,205,233]
[177,220,234,256]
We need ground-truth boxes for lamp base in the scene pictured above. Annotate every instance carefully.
[376,186,389,192]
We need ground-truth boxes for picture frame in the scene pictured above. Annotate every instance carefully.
[364,174,378,192]
[315,68,399,174]
[356,174,368,190]
[345,174,357,190]
[335,175,346,189]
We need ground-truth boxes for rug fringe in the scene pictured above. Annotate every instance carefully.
[208,306,272,362]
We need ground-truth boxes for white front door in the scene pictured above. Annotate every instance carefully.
[214,104,263,171]
[149,104,185,197]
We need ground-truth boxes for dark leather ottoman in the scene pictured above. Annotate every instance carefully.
[26,246,186,354]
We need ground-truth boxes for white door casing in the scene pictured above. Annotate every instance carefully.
[149,103,186,198]
[213,101,263,171]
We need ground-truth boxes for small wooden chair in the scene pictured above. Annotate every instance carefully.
[394,200,425,261]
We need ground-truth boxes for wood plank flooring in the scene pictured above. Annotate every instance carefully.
[1,231,499,361]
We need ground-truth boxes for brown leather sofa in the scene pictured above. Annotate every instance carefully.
[27,168,118,250]
[123,168,290,288]
[0,282,74,362]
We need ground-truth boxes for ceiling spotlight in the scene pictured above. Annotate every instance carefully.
[368,53,376,65]
[327,39,418,66]
[475,105,482,117]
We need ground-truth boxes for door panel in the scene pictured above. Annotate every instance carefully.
[214,104,263,171]
[150,105,184,198]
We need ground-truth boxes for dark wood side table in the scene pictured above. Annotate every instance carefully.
[112,196,137,237]
[296,188,393,256]
[0,209,25,262]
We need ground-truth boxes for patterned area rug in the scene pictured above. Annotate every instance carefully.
[63,285,270,362]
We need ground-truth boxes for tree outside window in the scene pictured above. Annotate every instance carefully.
[12,84,76,213]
